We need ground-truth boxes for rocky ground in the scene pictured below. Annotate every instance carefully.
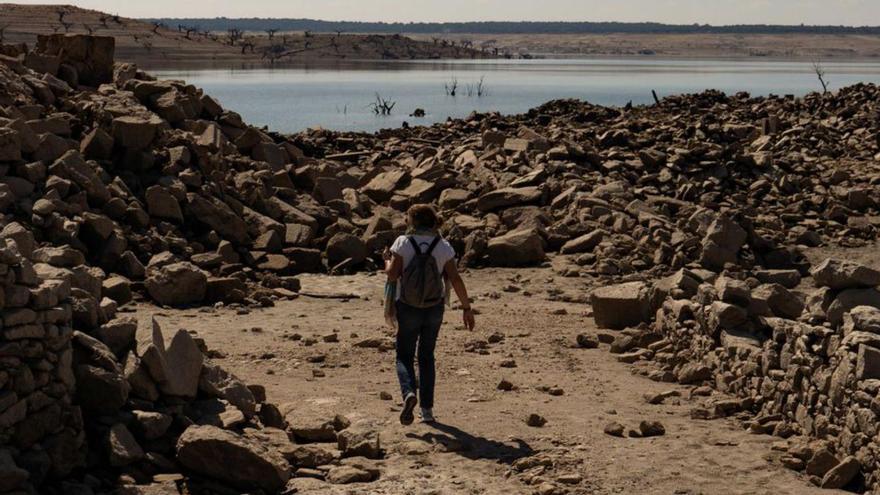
[136,262,853,495]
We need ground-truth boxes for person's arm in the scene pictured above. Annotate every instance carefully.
[444,259,475,331]
[383,247,403,282]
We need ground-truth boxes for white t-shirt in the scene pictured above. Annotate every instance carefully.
[390,234,456,301]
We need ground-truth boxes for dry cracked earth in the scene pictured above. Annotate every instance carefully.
[134,248,877,495]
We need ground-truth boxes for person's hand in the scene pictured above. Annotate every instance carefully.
[462,308,476,331]
[382,246,392,261]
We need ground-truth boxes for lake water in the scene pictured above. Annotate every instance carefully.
[155,59,880,134]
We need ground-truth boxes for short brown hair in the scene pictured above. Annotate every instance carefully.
[407,204,440,230]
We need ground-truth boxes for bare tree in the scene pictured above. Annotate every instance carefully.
[227,28,243,46]
[335,29,345,38]
[812,59,830,94]
[61,21,73,33]
[476,75,487,97]
[184,26,198,40]
[445,77,458,97]
[99,15,110,28]
[304,30,312,38]
[83,24,95,35]
[265,28,278,40]
[56,8,67,23]
[240,40,256,54]
[369,93,396,115]
[0,25,8,43]
[152,22,163,34]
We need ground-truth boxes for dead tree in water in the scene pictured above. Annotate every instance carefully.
[445,77,458,96]
[369,94,396,115]
[812,59,830,94]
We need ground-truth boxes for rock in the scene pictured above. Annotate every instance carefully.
[827,288,880,327]
[676,363,712,385]
[112,115,164,151]
[159,330,203,398]
[145,262,207,306]
[94,316,137,358]
[486,228,545,266]
[289,444,339,468]
[477,186,542,211]
[638,420,666,437]
[75,365,129,415]
[108,423,144,467]
[591,281,651,330]
[560,230,604,254]
[337,422,381,459]
[326,233,367,267]
[176,425,290,492]
[199,361,256,418]
[820,456,860,489]
[751,284,804,320]
[526,413,547,427]
[700,215,746,269]
[604,422,625,437]
[145,186,183,223]
[812,258,880,290]
[326,465,374,484]
[131,410,173,440]
[576,334,599,349]
[806,449,839,477]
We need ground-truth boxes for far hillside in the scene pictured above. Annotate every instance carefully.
[0,4,488,68]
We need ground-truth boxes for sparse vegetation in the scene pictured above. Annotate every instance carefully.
[812,59,830,94]
[369,93,396,115]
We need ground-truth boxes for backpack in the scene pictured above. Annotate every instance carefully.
[400,236,445,308]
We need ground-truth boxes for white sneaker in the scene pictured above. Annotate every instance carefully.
[420,408,435,423]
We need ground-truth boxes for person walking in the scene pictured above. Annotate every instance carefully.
[383,204,476,425]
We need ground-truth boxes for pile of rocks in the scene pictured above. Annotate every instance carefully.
[4,33,880,312]
[64,315,383,494]
[592,257,880,491]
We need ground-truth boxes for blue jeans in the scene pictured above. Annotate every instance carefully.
[395,301,444,409]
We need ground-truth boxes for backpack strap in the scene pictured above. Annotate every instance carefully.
[407,236,422,255]
[425,236,441,256]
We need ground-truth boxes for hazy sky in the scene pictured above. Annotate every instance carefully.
[9,0,880,25]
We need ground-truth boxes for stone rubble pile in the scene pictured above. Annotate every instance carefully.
[593,256,880,491]
[2,34,880,313]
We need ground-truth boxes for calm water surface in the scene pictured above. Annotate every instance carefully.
[154,59,880,133]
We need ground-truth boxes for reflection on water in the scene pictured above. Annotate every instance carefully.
[155,58,880,134]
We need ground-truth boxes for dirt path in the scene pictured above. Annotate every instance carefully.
[137,265,844,494]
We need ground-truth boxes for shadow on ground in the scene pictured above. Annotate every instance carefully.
[407,421,534,464]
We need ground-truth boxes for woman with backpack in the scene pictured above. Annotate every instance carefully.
[383,204,476,425]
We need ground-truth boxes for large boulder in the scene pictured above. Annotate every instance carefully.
[477,187,542,212]
[560,230,604,255]
[699,215,747,270]
[326,233,367,267]
[145,262,207,307]
[176,425,290,492]
[591,282,652,330]
[811,258,880,290]
[485,229,545,267]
